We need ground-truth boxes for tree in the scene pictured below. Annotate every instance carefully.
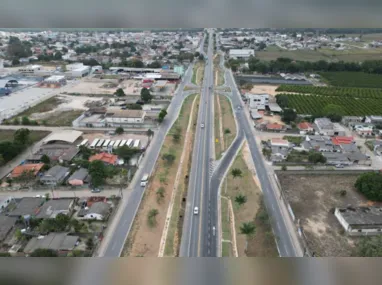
[162,153,176,165]
[281,165,288,171]
[88,160,108,187]
[224,128,231,134]
[323,104,345,122]
[156,187,165,204]
[172,127,181,143]
[240,221,256,252]
[355,172,382,201]
[308,152,327,164]
[115,146,139,162]
[41,154,50,164]
[198,54,204,61]
[12,58,20,65]
[262,148,272,160]
[235,194,247,206]
[54,51,62,60]
[30,249,58,257]
[7,37,32,58]
[356,236,382,257]
[115,126,124,135]
[12,117,20,125]
[114,88,125,97]
[0,252,11,257]
[62,47,68,53]
[158,109,168,123]
[79,145,92,160]
[281,109,297,123]
[147,129,154,137]
[147,61,161,68]
[13,128,30,145]
[140,88,152,103]
[147,209,159,227]
[21,116,31,125]
[86,237,94,250]
[276,95,289,108]
[0,154,4,166]
[231,168,242,178]
[126,103,143,110]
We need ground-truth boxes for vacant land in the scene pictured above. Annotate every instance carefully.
[222,145,278,257]
[215,96,236,158]
[213,54,225,86]
[192,61,205,85]
[320,72,382,88]
[122,94,197,257]
[277,172,382,256]
[279,93,382,116]
[17,97,63,117]
[164,94,199,256]
[256,45,382,62]
[0,130,50,143]
[43,110,84,126]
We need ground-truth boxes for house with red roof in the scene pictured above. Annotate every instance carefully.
[298,122,314,133]
[11,163,44,179]
[331,136,354,146]
[89,152,118,165]
[265,123,285,132]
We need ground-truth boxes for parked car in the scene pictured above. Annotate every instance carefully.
[91,188,101,193]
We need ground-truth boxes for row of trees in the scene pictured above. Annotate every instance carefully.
[0,129,31,164]
[229,56,382,75]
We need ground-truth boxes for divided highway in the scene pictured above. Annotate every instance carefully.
[180,31,214,257]
[100,59,196,257]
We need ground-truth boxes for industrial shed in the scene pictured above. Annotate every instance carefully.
[42,130,83,145]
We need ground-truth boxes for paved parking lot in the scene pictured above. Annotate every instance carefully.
[0,80,79,121]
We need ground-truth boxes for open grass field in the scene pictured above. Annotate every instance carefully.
[256,45,382,62]
[17,97,63,118]
[122,94,198,257]
[220,96,236,151]
[0,130,50,143]
[277,171,382,256]
[42,110,84,126]
[320,72,382,88]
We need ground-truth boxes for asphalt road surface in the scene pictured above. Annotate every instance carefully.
[224,64,300,257]
[180,31,214,257]
[100,61,196,257]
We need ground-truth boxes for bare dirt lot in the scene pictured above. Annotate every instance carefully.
[249,85,279,97]
[277,172,381,256]
[64,79,141,95]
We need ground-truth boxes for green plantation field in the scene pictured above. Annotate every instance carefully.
[278,93,382,116]
[276,85,382,99]
[320,72,382,88]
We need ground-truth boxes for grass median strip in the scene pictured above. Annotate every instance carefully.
[221,145,278,257]
[122,94,197,257]
[163,94,200,256]
[215,95,236,159]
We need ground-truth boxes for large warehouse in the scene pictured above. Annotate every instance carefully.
[229,49,255,59]
[42,130,83,145]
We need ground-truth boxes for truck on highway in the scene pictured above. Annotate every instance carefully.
[140,174,149,187]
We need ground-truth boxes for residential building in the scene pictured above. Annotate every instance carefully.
[30,144,79,163]
[297,122,314,134]
[67,168,90,186]
[0,215,18,242]
[354,125,373,137]
[331,136,354,146]
[229,49,255,59]
[265,123,285,132]
[322,152,352,166]
[83,202,111,220]
[40,165,70,185]
[335,207,382,236]
[23,233,79,254]
[0,196,14,213]
[10,163,44,179]
[36,199,75,219]
[8,197,45,217]
[365,116,382,125]
[89,153,118,165]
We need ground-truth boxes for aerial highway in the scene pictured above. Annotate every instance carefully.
[99,53,197,257]
[180,30,214,257]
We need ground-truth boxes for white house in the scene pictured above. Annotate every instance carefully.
[229,49,255,59]
[84,202,110,220]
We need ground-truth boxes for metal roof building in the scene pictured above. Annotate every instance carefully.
[42,130,83,145]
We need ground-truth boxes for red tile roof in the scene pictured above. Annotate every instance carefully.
[266,123,284,130]
[298,122,313,130]
[89,153,118,165]
[332,136,354,145]
[11,163,44,178]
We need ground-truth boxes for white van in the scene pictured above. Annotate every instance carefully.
[140,174,149,187]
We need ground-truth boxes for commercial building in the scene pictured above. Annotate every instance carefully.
[39,75,67,88]
[24,233,79,254]
[247,93,269,110]
[42,130,83,145]
[314,118,346,136]
[229,49,255,59]
[335,207,382,236]
[0,215,18,242]
[65,63,90,78]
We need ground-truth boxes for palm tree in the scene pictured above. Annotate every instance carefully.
[235,194,247,206]
[231,168,242,178]
[240,222,256,253]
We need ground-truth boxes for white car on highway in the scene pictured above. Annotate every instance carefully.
[201,123,205,128]
[193,207,199,215]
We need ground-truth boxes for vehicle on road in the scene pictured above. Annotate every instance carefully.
[193,207,199,215]
[91,188,101,193]
[141,174,149,187]
[237,106,241,110]
[212,226,216,236]
[201,123,205,128]
[335,164,345,168]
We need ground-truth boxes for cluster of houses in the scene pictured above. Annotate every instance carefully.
[4,130,141,188]
[0,195,115,256]
[264,118,371,166]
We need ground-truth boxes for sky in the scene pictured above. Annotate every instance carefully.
[1,0,381,28]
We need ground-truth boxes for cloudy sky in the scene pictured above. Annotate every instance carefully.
[1,0,381,28]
